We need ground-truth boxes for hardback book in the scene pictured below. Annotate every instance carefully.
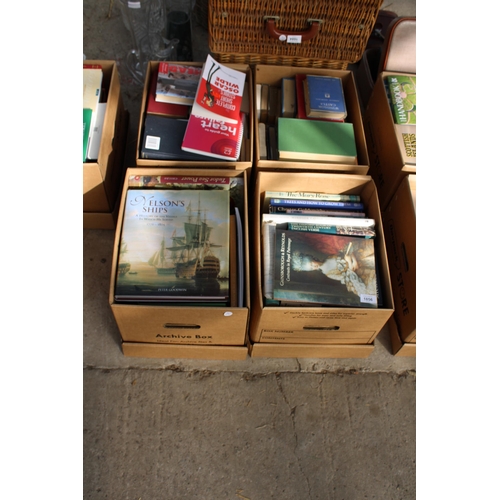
[147,69,189,118]
[385,74,416,125]
[303,75,347,120]
[263,190,361,211]
[276,118,357,164]
[394,124,416,165]
[155,62,202,105]
[268,206,366,218]
[269,198,364,211]
[83,108,92,162]
[115,189,231,303]
[140,115,212,161]
[261,213,375,299]
[267,85,281,125]
[272,229,378,307]
[191,54,246,124]
[181,112,245,161]
[287,222,375,238]
[259,84,269,123]
[281,77,296,118]
[267,125,278,160]
[87,102,107,160]
[258,122,268,159]
[83,67,103,157]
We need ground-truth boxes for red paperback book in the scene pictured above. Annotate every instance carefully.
[147,70,189,118]
[191,55,246,124]
[181,112,245,161]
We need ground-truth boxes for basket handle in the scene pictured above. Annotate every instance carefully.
[264,17,322,42]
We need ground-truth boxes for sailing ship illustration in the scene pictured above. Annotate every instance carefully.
[164,199,223,280]
[118,242,131,275]
[148,233,176,275]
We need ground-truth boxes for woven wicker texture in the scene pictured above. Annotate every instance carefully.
[208,0,384,68]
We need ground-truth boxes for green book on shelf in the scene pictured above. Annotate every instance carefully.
[276,117,357,165]
[83,108,92,162]
[385,74,416,125]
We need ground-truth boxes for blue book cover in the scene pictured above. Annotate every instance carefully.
[270,198,364,210]
[305,75,347,119]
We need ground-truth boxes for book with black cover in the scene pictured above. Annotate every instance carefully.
[140,115,212,161]
[273,229,378,307]
[115,189,230,303]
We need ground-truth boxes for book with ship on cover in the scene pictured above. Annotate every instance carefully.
[272,229,378,307]
[115,189,231,303]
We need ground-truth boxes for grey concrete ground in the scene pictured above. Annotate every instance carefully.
[83,1,416,498]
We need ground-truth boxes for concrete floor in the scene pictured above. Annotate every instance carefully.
[83,1,416,498]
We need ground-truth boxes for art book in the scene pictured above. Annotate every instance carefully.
[147,69,189,118]
[385,74,416,125]
[155,62,202,105]
[191,54,246,124]
[303,75,347,120]
[273,229,378,307]
[181,112,245,161]
[115,189,231,303]
[276,118,357,164]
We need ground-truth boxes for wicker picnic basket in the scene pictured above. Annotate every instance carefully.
[208,0,384,69]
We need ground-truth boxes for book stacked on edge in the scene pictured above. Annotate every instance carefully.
[256,74,357,164]
[261,191,381,308]
[114,175,246,307]
[384,74,416,165]
[83,64,105,162]
[141,56,248,162]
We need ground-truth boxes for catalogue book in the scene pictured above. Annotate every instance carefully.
[273,230,378,307]
[155,62,202,105]
[115,189,231,303]
[191,54,246,124]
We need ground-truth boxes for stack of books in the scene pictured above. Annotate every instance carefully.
[260,190,380,308]
[140,55,248,162]
[384,74,416,165]
[256,74,357,164]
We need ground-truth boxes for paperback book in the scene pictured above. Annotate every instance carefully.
[155,62,202,105]
[191,54,246,124]
[273,229,378,307]
[385,74,416,125]
[147,69,189,118]
[115,189,231,303]
[394,124,416,165]
[181,112,245,161]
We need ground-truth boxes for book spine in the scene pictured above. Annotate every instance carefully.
[268,206,366,218]
[288,223,375,238]
[270,198,364,210]
[265,191,361,202]
[386,77,408,125]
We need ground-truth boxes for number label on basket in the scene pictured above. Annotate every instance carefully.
[284,35,302,44]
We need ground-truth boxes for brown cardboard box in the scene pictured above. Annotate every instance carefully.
[364,71,416,211]
[253,65,370,175]
[122,342,249,360]
[383,174,416,345]
[249,171,394,353]
[135,62,253,170]
[388,317,416,357]
[250,342,374,359]
[109,167,250,351]
[83,60,129,228]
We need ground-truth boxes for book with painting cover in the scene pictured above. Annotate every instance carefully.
[269,197,364,211]
[272,229,378,307]
[181,112,245,161]
[303,75,347,120]
[191,54,246,124]
[155,62,202,105]
[276,118,357,164]
[385,74,416,125]
[115,189,231,303]
[147,69,189,118]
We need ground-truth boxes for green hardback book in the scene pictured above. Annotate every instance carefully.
[83,108,92,162]
[277,118,357,164]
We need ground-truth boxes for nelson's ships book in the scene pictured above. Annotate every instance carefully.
[115,189,230,303]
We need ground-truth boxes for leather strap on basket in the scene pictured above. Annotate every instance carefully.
[264,17,322,42]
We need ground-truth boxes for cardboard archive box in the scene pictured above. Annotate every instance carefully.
[364,71,416,211]
[135,62,253,171]
[83,60,129,229]
[253,65,370,175]
[248,171,395,358]
[383,174,416,355]
[109,167,251,360]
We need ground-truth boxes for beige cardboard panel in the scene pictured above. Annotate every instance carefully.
[259,328,378,344]
[135,61,253,170]
[365,71,416,210]
[254,65,369,174]
[383,176,416,343]
[250,342,374,358]
[249,171,394,343]
[109,167,250,346]
[388,317,416,357]
[122,342,249,360]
